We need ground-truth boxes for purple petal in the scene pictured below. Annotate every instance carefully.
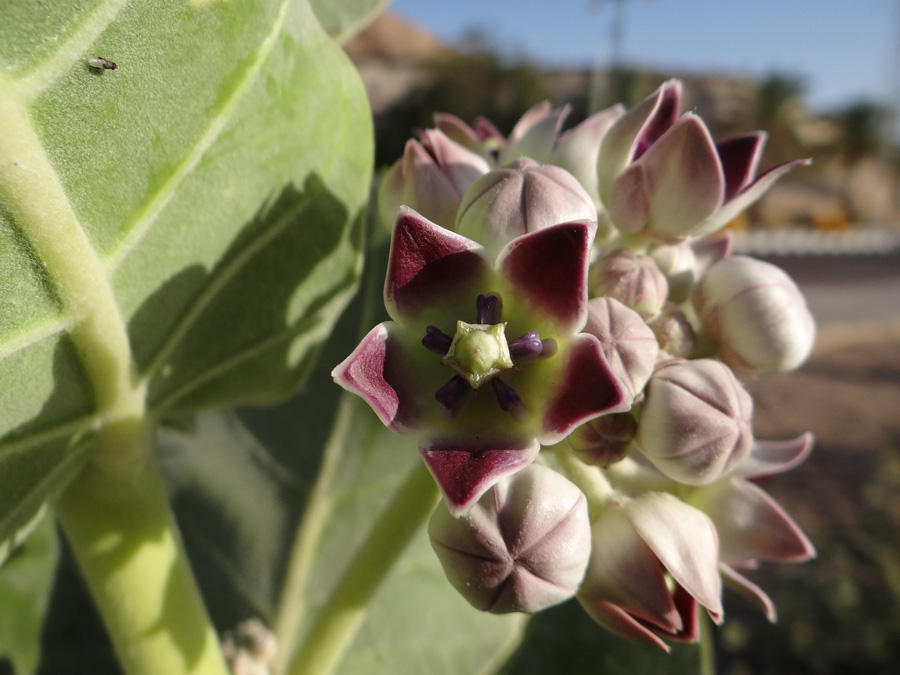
[733,432,815,480]
[627,493,724,616]
[435,375,472,418]
[384,208,493,323]
[433,112,484,155]
[501,102,570,164]
[420,436,540,516]
[496,221,595,336]
[508,331,544,362]
[422,325,453,354]
[632,114,725,240]
[476,292,502,324]
[331,322,424,434]
[717,132,766,202]
[539,333,630,445]
[720,563,777,622]
[577,599,672,651]
[597,80,682,203]
[693,157,811,237]
[705,478,816,564]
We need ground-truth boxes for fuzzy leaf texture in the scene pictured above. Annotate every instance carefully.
[0,0,371,578]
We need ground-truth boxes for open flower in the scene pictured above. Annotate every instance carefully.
[333,209,629,514]
[597,79,809,241]
[577,492,723,650]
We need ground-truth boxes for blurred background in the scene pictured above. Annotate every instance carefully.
[343,1,900,673]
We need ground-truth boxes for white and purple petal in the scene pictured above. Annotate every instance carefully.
[419,434,540,516]
[384,208,493,325]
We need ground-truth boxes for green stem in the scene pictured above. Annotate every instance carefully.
[55,419,230,675]
[548,445,615,521]
[285,461,440,675]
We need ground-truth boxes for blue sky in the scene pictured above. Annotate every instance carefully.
[390,0,898,114]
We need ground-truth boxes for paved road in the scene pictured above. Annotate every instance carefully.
[755,252,900,327]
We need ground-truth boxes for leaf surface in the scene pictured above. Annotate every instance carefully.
[0,0,372,556]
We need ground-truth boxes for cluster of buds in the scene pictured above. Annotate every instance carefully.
[335,79,816,650]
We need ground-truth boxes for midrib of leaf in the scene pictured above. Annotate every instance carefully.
[0,83,144,426]
[103,0,292,273]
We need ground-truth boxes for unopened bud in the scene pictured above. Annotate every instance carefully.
[456,158,597,257]
[635,359,753,485]
[693,256,815,373]
[428,463,591,614]
[648,302,696,359]
[589,249,669,320]
[568,412,637,467]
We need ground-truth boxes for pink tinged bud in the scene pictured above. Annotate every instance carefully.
[648,302,696,360]
[693,256,816,374]
[589,250,669,320]
[428,464,591,613]
[607,115,726,241]
[577,493,722,649]
[635,359,753,485]
[568,412,636,468]
[549,104,625,209]
[377,130,490,230]
[597,79,682,206]
[499,101,570,165]
[582,297,659,399]
[456,158,598,258]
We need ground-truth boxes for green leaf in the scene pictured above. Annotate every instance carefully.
[310,0,391,42]
[0,0,372,550]
[0,515,59,675]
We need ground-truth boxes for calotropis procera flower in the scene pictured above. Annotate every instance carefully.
[332,209,630,515]
[377,128,490,231]
[597,79,809,241]
[428,463,591,613]
[577,492,723,650]
[693,255,816,374]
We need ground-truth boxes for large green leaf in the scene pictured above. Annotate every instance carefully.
[310,0,391,42]
[0,0,372,556]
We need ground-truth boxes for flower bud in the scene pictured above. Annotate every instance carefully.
[568,412,636,467]
[693,256,815,373]
[582,297,659,399]
[455,158,597,257]
[589,250,669,320]
[635,359,753,485]
[647,302,696,359]
[428,463,591,614]
[577,492,722,649]
[378,129,490,230]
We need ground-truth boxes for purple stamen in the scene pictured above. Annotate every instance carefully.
[491,378,529,423]
[508,331,543,362]
[436,375,472,418]
[476,293,503,324]
[422,325,453,354]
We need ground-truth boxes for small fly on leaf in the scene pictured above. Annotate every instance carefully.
[88,57,117,70]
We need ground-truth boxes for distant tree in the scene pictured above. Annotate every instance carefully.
[756,73,805,129]
[834,99,892,161]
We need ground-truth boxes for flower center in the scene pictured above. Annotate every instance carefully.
[441,320,514,389]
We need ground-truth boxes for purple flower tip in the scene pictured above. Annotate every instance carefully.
[435,375,472,418]
[492,378,530,423]
[422,325,453,354]
[508,331,544,362]
[476,293,503,324]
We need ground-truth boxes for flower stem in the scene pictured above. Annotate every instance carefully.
[55,419,229,675]
[548,445,615,520]
[285,460,440,675]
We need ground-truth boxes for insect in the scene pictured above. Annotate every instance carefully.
[87,57,117,70]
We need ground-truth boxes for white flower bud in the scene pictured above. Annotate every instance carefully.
[648,302,696,359]
[568,412,636,468]
[589,250,669,320]
[455,158,597,257]
[693,256,815,373]
[635,359,753,485]
[428,464,591,614]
